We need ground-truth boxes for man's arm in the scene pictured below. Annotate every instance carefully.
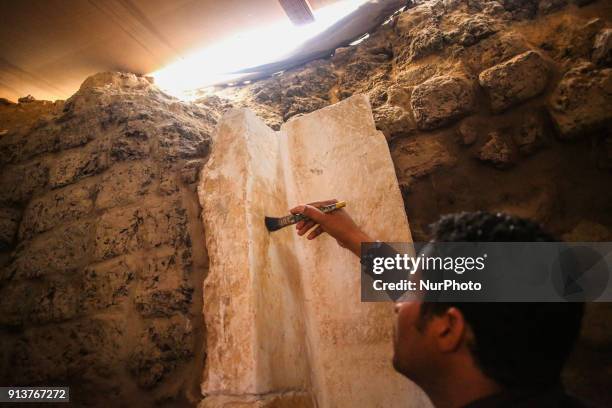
[291,199,407,301]
[289,199,371,257]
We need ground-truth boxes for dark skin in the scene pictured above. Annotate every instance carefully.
[290,200,502,408]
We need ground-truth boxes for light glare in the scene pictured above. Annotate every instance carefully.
[152,0,369,99]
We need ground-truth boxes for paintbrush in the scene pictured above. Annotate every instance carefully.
[265,201,346,232]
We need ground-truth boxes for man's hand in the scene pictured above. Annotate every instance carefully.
[290,199,371,257]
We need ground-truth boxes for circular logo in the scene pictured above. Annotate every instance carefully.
[551,245,610,301]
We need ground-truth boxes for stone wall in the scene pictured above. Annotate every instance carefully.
[0,0,611,406]
[0,73,216,406]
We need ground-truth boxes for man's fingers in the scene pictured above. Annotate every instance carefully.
[307,225,324,240]
[290,199,337,215]
[290,205,305,215]
[298,220,316,236]
[300,205,326,223]
[308,199,338,208]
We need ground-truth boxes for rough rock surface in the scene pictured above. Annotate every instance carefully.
[548,62,612,139]
[478,131,516,168]
[411,75,475,129]
[512,111,547,155]
[372,104,416,139]
[0,72,211,406]
[479,50,550,112]
[592,28,612,66]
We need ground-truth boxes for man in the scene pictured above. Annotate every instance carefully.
[290,201,587,408]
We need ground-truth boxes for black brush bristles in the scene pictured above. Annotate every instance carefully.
[264,216,283,232]
[265,201,345,232]
[265,214,303,232]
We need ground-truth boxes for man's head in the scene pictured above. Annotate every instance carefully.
[393,212,585,393]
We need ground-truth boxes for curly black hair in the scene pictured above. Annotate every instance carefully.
[420,211,584,390]
[430,211,558,242]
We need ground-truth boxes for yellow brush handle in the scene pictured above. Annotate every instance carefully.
[292,201,346,223]
[321,201,346,213]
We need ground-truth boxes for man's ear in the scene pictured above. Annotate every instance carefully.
[432,307,466,353]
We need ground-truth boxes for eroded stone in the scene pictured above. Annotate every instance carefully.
[513,111,547,155]
[49,140,109,188]
[392,134,457,187]
[548,62,611,139]
[372,104,415,140]
[95,161,155,210]
[9,317,123,385]
[478,131,516,168]
[134,285,193,317]
[94,200,188,260]
[457,117,482,146]
[80,256,136,312]
[592,29,612,66]
[128,316,193,388]
[0,159,49,205]
[0,208,20,250]
[19,180,95,239]
[13,221,94,279]
[411,75,475,130]
[479,51,550,112]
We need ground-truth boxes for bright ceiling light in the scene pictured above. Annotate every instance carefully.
[151,0,369,100]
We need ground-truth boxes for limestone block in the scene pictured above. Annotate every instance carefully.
[110,126,151,162]
[95,161,155,210]
[479,50,549,113]
[139,247,191,290]
[80,256,136,313]
[282,96,329,121]
[13,220,95,279]
[158,122,211,161]
[392,135,457,188]
[372,104,416,140]
[453,15,497,46]
[158,163,180,196]
[512,111,546,155]
[457,117,482,146]
[478,131,516,169]
[411,75,475,130]
[407,26,444,62]
[199,95,428,407]
[499,0,538,19]
[49,140,109,188]
[19,180,95,240]
[0,207,20,250]
[180,159,206,185]
[0,125,58,164]
[538,0,568,15]
[128,315,193,388]
[0,159,49,205]
[0,131,24,165]
[134,285,193,317]
[0,282,42,326]
[94,199,188,260]
[9,317,123,385]
[548,62,612,139]
[592,29,612,66]
[56,117,97,151]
